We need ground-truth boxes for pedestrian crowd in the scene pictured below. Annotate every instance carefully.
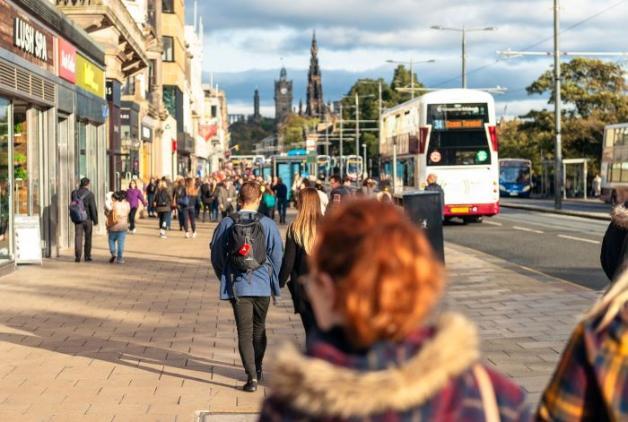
[69,169,628,421]
[205,173,628,422]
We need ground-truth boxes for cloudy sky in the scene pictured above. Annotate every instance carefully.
[187,0,628,118]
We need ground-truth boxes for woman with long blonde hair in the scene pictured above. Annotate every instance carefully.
[279,187,322,339]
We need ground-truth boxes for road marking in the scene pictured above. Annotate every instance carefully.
[513,226,544,234]
[484,221,503,226]
[557,234,601,245]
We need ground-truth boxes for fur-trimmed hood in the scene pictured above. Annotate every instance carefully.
[269,313,480,418]
[612,203,628,229]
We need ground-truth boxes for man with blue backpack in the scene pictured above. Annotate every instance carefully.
[70,178,98,263]
[210,181,283,393]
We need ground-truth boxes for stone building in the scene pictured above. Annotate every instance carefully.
[274,66,292,126]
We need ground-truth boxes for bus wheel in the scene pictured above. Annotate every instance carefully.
[463,216,483,224]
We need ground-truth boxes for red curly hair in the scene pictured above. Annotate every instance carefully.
[311,200,444,347]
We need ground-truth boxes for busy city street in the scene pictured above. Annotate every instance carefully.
[0,216,599,420]
[0,0,626,420]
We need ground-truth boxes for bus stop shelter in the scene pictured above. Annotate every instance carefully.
[563,158,589,200]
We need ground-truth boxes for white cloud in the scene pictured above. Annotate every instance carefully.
[192,0,628,115]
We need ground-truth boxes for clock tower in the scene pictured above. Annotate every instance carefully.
[274,66,293,125]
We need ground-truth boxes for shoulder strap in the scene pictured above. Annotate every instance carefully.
[229,213,241,224]
[473,364,500,422]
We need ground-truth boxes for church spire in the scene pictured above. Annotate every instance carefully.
[306,30,324,118]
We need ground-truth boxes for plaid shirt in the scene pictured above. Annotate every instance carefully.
[261,327,530,421]
[537,309,628,421]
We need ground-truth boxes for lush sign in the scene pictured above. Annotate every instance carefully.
[13,17,48,62]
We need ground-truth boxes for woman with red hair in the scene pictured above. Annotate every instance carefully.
[261,200,529,421]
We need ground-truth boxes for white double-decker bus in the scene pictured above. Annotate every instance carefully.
[381,89,500,222]
[600,123,628,204]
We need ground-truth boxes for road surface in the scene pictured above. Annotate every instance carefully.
[444,208,610,291]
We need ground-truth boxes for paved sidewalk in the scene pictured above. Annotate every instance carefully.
[501,197,611,220]
[444,244,600,405]
[0,216,602,421]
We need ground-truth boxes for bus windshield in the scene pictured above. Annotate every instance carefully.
[427,130,491,166]
[500,162,531,184]
[426,103,491,167]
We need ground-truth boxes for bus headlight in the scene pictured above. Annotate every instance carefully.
[499,184,506,191]
[522,185,531,192]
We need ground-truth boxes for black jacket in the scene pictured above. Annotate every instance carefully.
[279,229,310,314]
[601,203,628,281]
[72,187,98,225]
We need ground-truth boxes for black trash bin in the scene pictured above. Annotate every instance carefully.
[395,190,445,262]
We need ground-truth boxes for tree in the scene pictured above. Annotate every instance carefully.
[229,118,274,154]
[390,65,425,104]
[339,78,394,156]
[524,58,628,172]
[279,114,319,149]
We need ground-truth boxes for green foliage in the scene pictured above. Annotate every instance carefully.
[390,65,425,104]
[339,68,426,156]
[280,114,319,148]
[229,118,274,154]
[501,58,628,173]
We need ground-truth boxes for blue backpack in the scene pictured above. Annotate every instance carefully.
[69,191,89,224]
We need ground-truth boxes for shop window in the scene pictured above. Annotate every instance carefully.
[148,60,156,93]
[612,162,621,182]
[77,120,87,180]
[124,76,135,96]
[12,103,42,217]
[211,105,217,118]
[162,36,174,62]
[162,0,174,13]
[622,162,628,183]
[0,98,10,260]
[163,86,176,117]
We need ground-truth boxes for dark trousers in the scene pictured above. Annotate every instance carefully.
[158,212,169,230]
[201,202,211,222]
[129,207,138,231]
[74,220,93,260]
[183,207,196,233]
[299,306,316,343]
[177,206,185,230]
[147,193,155,216]
[231,297,270,380]
[277,199,288,224]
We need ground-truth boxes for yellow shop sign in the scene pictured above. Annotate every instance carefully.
[75,54,104,98]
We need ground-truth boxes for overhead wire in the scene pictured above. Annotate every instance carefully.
[430,0,627,88]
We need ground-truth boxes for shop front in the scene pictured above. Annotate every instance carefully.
[194,134,210,177]
[177,133,194,177]
[140,116,154,181]
[120,101,140,187]
[0,0,106,266]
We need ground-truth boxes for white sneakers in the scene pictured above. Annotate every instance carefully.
[192,232,197,239]
[185,232,191,239]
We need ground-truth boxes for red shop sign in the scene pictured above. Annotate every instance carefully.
[58,38,76,83]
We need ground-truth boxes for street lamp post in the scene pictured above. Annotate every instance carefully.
[362,143,368,178]
[339,102,344,178]
[431,25,496,88]
[355,93,360,160]
[553,0,562,210]
[385,59,435,98]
